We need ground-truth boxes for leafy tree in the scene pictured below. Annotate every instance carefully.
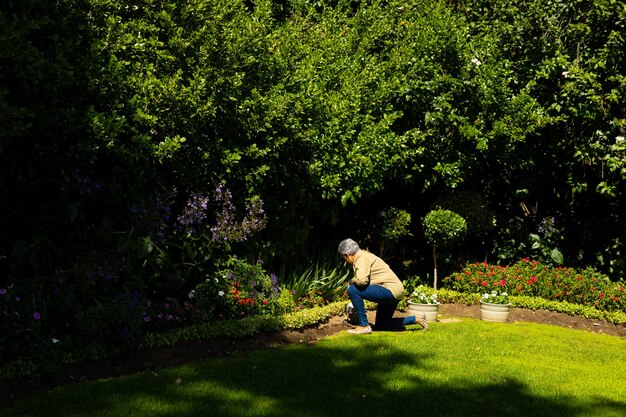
[423,209,467,289]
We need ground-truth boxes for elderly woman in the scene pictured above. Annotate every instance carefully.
[338,238,428,334]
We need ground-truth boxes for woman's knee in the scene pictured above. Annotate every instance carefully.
[347,284,360,297]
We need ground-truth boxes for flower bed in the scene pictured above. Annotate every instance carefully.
[443,259,625,312]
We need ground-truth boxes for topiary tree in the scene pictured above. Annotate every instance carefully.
[377,207,412,258]
[423,209,467,289]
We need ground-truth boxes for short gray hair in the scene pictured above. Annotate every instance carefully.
[338,238,360,256]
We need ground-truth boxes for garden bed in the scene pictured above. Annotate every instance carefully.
[1,304,624,405]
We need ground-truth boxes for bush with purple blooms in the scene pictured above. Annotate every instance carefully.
[443,259,626,312]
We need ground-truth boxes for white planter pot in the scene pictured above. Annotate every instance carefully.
[479,301,511,322]
[407,302,440,322]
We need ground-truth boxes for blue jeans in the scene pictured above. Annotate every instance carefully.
[348,284,416,330]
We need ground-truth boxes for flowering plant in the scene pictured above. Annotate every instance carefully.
[481,290,510,305]
[442,259,625,311]
[409,285,439,305]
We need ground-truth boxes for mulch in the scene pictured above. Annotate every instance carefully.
[1,303,624,405]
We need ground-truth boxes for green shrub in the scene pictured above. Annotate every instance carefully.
[434,289,626,325]
[274,288,298,315]
[190,257,280,320]
[142,301,349,348]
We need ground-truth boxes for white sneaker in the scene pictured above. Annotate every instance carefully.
[348,325,372,334]
[417,312,429,330]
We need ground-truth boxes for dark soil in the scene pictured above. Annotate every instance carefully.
[2,304,624,405]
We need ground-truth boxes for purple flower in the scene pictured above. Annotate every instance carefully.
[210,187,267,243]
[177,192,210,233]
[0,288,6,295]
[33,312,41,320]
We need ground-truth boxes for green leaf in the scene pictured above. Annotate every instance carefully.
[550,248,564,265]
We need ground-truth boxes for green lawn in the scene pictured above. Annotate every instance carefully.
[2,318,625,417]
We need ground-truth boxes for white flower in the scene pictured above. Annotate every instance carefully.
[218,291,224,297]
[188,290,196,299]
[471,58,482,66]
[562,71,570,78]
[51,338,60,344]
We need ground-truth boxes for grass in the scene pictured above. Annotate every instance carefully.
[2,318,625,417]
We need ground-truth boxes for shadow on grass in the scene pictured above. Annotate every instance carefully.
[4,335,622,417]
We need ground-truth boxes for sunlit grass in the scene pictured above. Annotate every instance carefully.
[2,319,625,417]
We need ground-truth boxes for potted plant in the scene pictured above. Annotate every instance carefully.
[407,285,440,322]
[479,290,511,322]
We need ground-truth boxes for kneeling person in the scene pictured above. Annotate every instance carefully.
[338,238,428,334]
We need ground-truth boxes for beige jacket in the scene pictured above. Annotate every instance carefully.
[350,250,405,300]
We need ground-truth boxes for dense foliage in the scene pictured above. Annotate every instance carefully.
[1,0,625,372]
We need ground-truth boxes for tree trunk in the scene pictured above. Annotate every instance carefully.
[433,246,438,290]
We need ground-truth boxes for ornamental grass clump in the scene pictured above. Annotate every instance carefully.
[443,258,625,312]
